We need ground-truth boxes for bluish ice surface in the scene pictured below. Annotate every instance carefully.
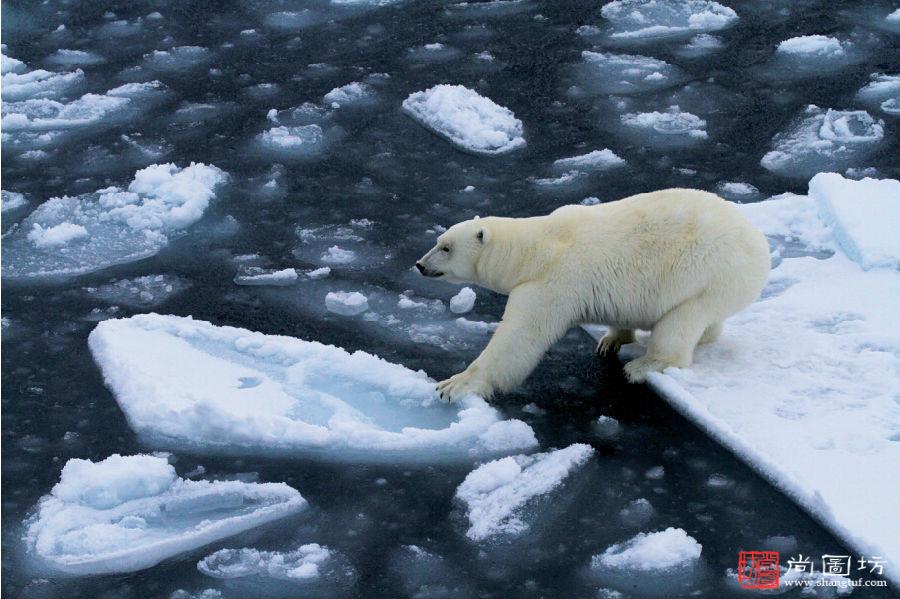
[2,0,898,597]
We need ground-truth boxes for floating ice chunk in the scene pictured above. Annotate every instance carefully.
[449,287,476,314]
[23,454,307,574]
[142,46,210,72]
[620,106,707,146]
[402,84,525,155]
[2,190,27,212]
[46,49,105,66]
[716,181,760,200]
[1,67,84,102]
[170,589,222,599]
[323,82,375,107]
[888,9,900,23]
[258,125,323,150]
[576,52,686,95]
[455,317,498,335]
[680,33,723,55]
[592,415,622,442]
[255,121,337,160]
[264,10,316,30]
[325,291,369,316]
[27,222,89,248]
[593,528,702,571]
[761,106,884,178]
[777,35,846,56]
[89,314,537,461]
[455,444,594,541]
[553,149,625,171]
[320,245,356,264]
[2,52,26,75]
[445,0,530,17]
[618,498,654,526]
[306,266,331,279]
[85,275,191,308]
[235,268,299,286]
[856,73,900,115]
[531,171,587,189]
[600,0,738,41]
[809,172,900,269]
[2,81,168,152]
[198,543,353,585]
[2,163,227,280]
[407,43,462,63]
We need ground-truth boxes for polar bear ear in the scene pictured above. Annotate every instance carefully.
[476,227,490,244]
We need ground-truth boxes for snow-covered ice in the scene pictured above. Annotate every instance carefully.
[619,106,707,146]
[235,268,299,286]
[761,106,885,178]
[46,49,105,66]
[552,149,626,172]
[323,82,375,108]
[402,84,525,155]
[2,163,227,280]
[856,73,900,116]
[584,174,900,586]
[198,543,355,591]
[455,444,594,541]
[810,173,900,269]
[88,314,537,461]
[449,287,476,314]
[1,190,28,212]
[777,35,847,56]
[23,454,307,575]
[599,0,738,41]
[325,291,369,315]
[1,55,84,102]
[592,528,702,571]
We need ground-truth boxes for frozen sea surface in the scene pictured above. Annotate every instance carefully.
[2,0,899,597]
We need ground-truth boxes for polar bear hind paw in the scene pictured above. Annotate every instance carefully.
[437,371,492,403]
[596,328,636,356]
[623,356,671,383]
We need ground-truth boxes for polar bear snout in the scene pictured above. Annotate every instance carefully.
[415,262,443,278]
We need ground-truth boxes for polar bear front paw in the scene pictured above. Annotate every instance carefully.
[623,356,669,383]
[436,371,492,403]
[596,329,635,356]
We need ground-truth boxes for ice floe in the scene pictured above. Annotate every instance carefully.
[325,291,369,315]
[573,52,686,95]
[584,173,900,587]
[1,190,27,212]
[619,106,707,147]
[235,268,299,286]
[593,528,702,571]
[2,163,227,280]
[46,49,105,66]
[455,444,594,541]
[856,73,900,116]
[1,55,84,102]
[198,543,356,596]
[84,275,191,308]
[23,454,307,575]
[88,314,538,461]
[552,149,626,171]
[777,34,846,56]
[761,106,884,178]
[599,0,738,42]
[323,82,375,108]
[402,84,525,155]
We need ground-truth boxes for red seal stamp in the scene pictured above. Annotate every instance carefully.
[738,550,780,590]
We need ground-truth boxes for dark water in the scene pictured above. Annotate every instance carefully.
[2,0,898,597]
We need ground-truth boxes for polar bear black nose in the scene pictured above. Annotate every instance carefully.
[415,262,426,274]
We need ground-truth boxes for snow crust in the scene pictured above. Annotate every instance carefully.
[88,314,537,461]
[455,444,593,541]
[2,163,227,280]
[584,174,900,586]
[24,454,307,575]
[402,84,525,155]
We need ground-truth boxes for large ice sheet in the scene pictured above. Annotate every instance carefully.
[583,175,900,586]
[402,84,525,155]
[810,173,900,269]
[455,444,594,541]
[2,163,227,281]
[88,314,537,462]
[23,454,307,575]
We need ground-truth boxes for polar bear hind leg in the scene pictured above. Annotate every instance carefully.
[596,328,636,356]
[623,295,716,383]
[699,320,724,345]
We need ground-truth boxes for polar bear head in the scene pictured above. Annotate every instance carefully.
[416,218,491,284]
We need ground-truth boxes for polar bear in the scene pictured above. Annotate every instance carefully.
[416,188,770,402]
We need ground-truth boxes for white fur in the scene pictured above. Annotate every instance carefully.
[417,189,770,402]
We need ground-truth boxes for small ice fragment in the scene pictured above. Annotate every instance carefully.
[320,245,356,264]
[592,527,702,571]
[449,287,476,314]
[553,149,626,171]
[592,415,622,441]
[325,291,369,316]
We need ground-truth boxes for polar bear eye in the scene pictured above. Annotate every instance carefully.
[440,245,451,253]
